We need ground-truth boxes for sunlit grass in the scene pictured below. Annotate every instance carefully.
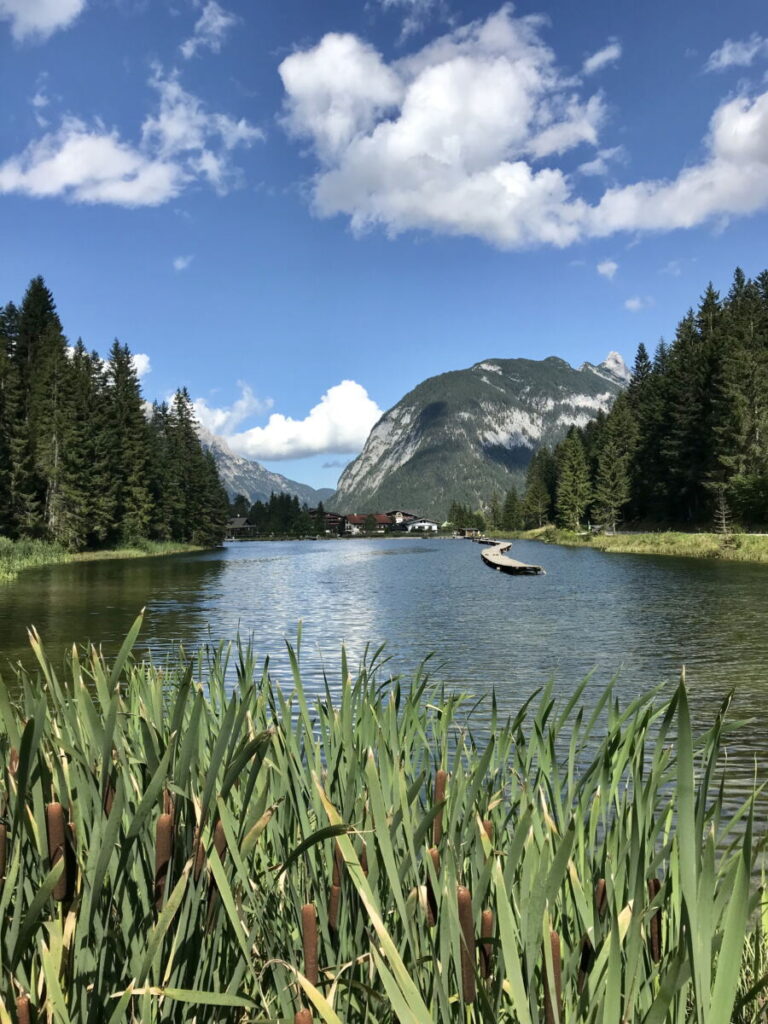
[0,537,206,582]
[0,617,766,1021]
[513,526,768,563]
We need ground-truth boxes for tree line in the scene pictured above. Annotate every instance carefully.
[457,267,768,533]
[0,277,229,551]
[229,492,317,536]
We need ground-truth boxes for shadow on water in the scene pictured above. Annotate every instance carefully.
[2,536,768,798]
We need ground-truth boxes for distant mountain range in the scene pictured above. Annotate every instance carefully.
[331,353,628,520]
[198,427,334,507]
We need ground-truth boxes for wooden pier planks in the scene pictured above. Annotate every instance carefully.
[480,542,545,576]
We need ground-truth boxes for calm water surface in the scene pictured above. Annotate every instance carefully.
[1,537,768,788]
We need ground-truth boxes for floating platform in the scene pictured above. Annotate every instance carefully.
[480,542,545,576]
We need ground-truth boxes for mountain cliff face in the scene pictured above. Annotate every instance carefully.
[331,353,627,519]
[199,427,334,507]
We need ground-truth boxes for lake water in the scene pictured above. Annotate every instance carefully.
[2,537,768,792]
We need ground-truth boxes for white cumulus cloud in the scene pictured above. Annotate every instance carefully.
[0,68,262,206]
[181,1,238,60]
[279,6,768,250]
[194,382,274,436]
[379,0,446,40]
[624,296,651,312]
[132,353,151,378]
[173,255,193,271]
[706,34,768,72]
[0,0,86,41]
[597,259,618,279]
[582,41,622,76]
[204,380,383,460]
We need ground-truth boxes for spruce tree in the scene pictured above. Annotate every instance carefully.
[555,431,591,531]
[105,341,152,544]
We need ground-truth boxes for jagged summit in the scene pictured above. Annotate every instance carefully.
[580,351,631,385]
[331,353,626,520]
[198,425,333,507]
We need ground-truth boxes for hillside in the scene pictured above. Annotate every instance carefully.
[331,353,627,519]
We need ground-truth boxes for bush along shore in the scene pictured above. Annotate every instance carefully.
[511,526,768,563]
[0,617,766,1022]
[0,538,209,583]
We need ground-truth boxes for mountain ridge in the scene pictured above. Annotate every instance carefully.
[330,353,627,519]
[198,426,334,507]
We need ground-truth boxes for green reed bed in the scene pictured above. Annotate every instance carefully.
[0,615,766,1022]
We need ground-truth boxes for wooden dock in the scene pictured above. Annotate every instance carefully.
[480,542,545,576]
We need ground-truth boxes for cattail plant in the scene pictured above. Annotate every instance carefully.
[328,842,343,932]
[301,903,319,986]
[154,813,174,911]
[294,1010,312,1024]
[544,930,562,1024]
[480,908,494,979]
[595,877,607,919]
[433,769,447,846]
[457,885,476,1003]
[46,802,67,901]
[648,877,662,963]
[0,819,7,880]
[16,995,31,1024]
[192,824,206,883]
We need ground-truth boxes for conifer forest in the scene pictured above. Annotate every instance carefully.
[491,267,768,534]
[0,277,229,551]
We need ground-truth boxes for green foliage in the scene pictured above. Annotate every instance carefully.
[0,278,228,551]
[0,623,766,1021]
[247,491,314,536]
[555,431,591,530]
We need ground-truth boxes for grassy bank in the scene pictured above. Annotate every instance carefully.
[0,618,766,1022]
[0,537,207,583]
[507,525,768,563]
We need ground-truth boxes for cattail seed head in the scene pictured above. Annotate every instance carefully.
[328,884,341,933]
[544,930,562,1024]
[294,1011,312,1024]
[16,995,31,1024]
[595,877,607,919]
[301,903,319,985]
[480,908,494,978]
[482,819,493,842]
[154,813,173,910]
[213,819,226,861]
[360,842,368,877]
[457,885,476,1003]
[9,748,19,776]
[647,878,662,963]
[426,846,440,925]
[433,769,447,846]
[332,841,343,887]
[193,826,206,883]
[46,803,67,901]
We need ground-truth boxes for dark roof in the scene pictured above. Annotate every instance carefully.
[227,517,250,528]
[346,513,393,525]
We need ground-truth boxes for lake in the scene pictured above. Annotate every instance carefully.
[2,536,768,792]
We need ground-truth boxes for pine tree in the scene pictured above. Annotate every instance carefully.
[105,341,152,544]
[501,487,523,530]
[555,431,591,531]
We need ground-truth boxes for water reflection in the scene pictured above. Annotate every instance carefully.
[1,537,767,793]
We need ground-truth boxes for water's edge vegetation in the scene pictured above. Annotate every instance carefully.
[0,617,766,1022]
[0,537,209,582]
[508,526,768,563]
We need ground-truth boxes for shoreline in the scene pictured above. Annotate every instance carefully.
[0,539,209,583]
[501,525,768,563]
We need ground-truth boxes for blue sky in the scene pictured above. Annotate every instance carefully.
[1,0,768,488]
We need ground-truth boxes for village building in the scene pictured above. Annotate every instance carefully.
[405,518,439,532]
[344,513,394,535]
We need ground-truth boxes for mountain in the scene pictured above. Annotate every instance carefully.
[199,427,334,507]
[331,353,627,520]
